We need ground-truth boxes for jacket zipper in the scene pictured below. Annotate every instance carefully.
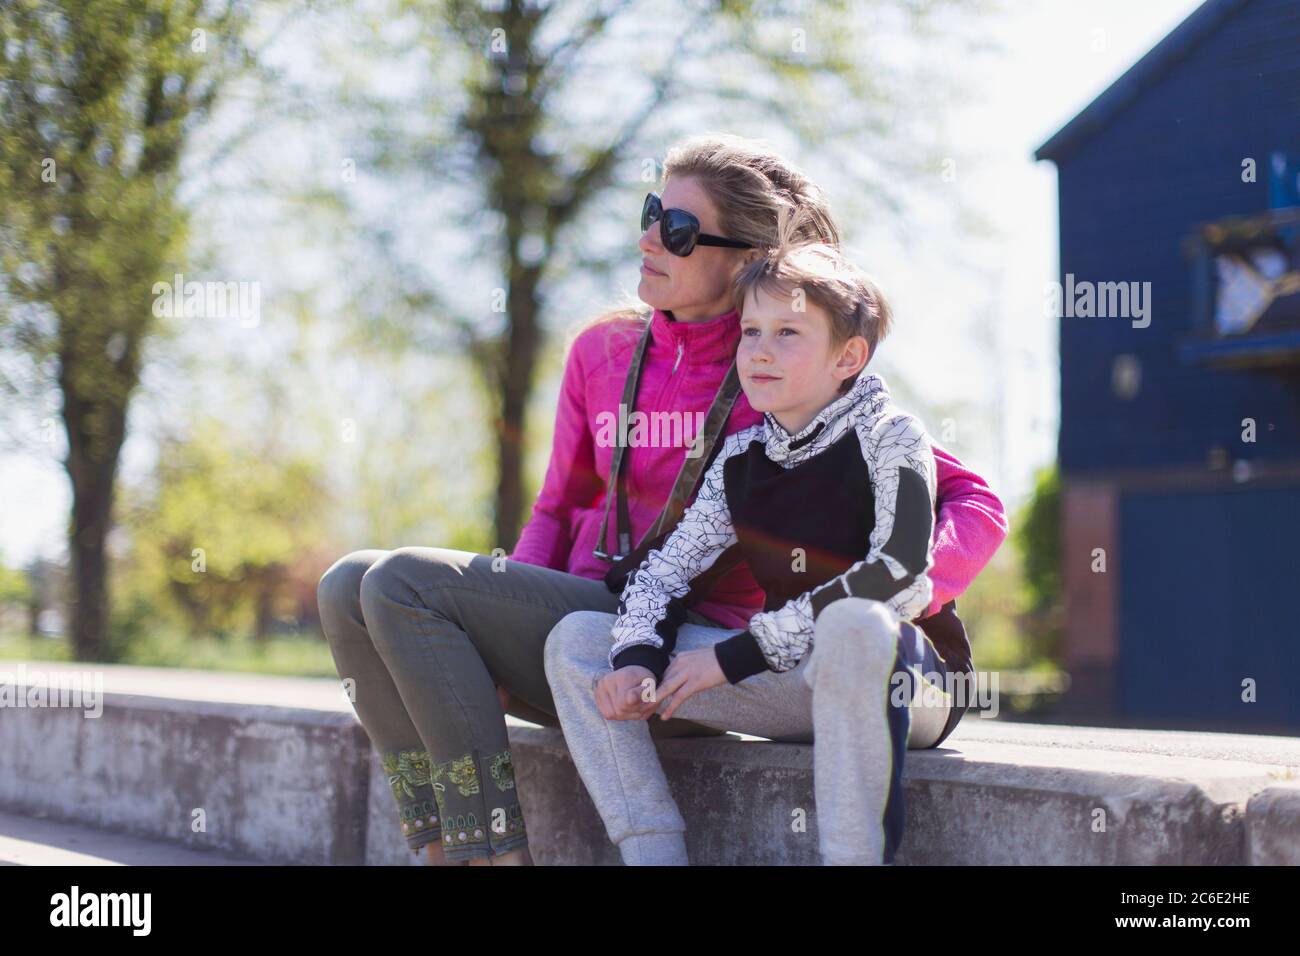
[630,335,685,507]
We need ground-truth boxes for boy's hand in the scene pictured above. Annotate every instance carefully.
[658,648,726,720]
[595,665,660,721]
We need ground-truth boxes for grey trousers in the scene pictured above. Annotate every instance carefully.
[544,597,961,865]
[316,546,725,861]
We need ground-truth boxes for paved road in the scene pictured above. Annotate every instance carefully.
[0,810,262,866]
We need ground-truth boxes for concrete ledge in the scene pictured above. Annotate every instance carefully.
[0,690,371,865]
[3,661,1299,865]
[1246,782,1300,865]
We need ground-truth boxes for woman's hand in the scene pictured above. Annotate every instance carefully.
[657,648,726,720]
[595,665,659,721]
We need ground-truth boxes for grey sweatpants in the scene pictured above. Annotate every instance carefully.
[544,596,961,865]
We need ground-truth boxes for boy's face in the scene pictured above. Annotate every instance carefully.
[737,286,869,435]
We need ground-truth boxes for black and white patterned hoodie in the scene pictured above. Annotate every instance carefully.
[609,370,937,684]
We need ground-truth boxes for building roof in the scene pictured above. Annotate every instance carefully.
[1034,0,1253,165]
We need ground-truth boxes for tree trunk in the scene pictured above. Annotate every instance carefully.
[252,565,286,645]
[253,588,273,644]
[64,455,120,661]
[26,567,42,639]
[492,264,542,552]
[61,382,128,662]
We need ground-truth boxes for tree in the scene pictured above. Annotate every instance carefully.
[0,0,254,658]
[1015,463,1062,662]
[0,558,32,634]
[350,0,984,552]
[115,417,332,645]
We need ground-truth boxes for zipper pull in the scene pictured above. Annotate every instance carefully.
[672,340,684,374]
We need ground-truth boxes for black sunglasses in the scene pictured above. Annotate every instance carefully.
[641,192,755,257]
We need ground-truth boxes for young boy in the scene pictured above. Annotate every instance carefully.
[544,234,975,866]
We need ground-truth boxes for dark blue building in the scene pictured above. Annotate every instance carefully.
[1035,0,1300,733]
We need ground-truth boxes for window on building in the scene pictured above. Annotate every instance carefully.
[1182,152,1300,369]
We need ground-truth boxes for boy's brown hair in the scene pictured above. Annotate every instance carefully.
[732,206,893,393]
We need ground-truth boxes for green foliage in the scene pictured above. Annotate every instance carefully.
[958,463,1065,678]
[0,561,30,605]
[0,631,73,662]
[1016,464,1062,615]
[952,465,1067,718]
[100,627,338,676]
[999,463,1063,669]
[0,626,336,676]
[957,543,1033,672]
[0,0,257,656]
[0,561,34,639]
[0,0,254,408]
[112,416,332,647]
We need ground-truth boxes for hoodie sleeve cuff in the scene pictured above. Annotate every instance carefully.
[611,643,670,684]
[713,629,771,684]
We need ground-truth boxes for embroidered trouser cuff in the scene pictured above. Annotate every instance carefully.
[382,748,443,853]
[384,746,529,858]
[429,749,529,860]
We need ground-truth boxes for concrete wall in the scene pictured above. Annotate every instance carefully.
[3,662,1299,864]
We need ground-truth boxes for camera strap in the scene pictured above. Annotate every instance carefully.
[596,318,745,564]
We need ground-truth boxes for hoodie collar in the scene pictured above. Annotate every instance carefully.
[762,372,888,464]
[650,307,741,366]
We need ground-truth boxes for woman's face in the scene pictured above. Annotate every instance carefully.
[638,175,754,321]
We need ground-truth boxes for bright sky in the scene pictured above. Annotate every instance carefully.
[0,0,1206,568]
[856,0,1204,511]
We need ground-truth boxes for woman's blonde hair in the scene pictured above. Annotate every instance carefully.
[733,205,893,394]
[572,132,842,353]
[663,132,840,252]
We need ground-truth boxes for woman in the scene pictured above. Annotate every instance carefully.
[317,132,1008,866]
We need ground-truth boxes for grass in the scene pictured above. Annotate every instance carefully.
[0,628,339,677]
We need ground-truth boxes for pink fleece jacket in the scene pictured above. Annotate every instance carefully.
[509,306,1009,630]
